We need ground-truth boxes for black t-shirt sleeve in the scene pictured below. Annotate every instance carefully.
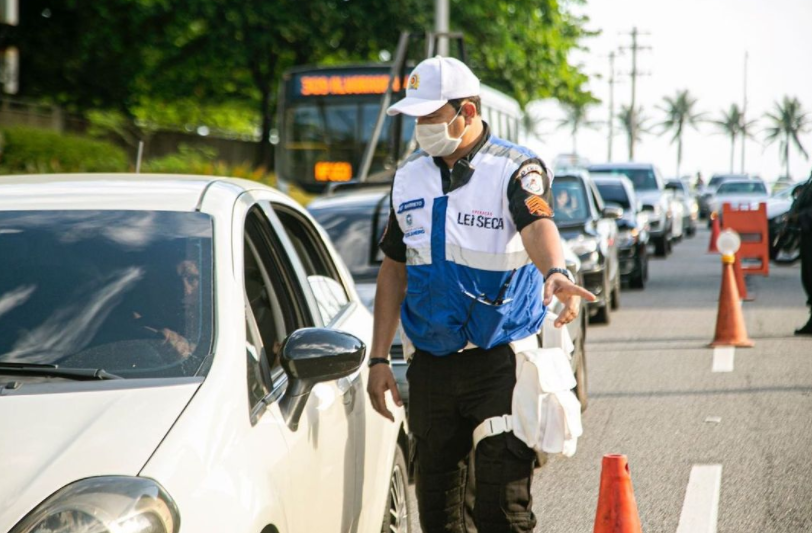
[379,199,407,263]
[507,158,555,232]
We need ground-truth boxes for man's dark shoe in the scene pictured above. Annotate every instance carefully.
[794,320,812,336]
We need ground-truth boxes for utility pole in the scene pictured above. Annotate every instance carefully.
[607,51,617,161]
[435,0,449,56]
[740,51,748,174]
[620,27,651,161]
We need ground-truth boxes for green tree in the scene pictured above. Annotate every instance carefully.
[457,0,596,107]
[712,104,758,173]
[618,105,649,160]
[557,102,599,155]
[764,96,810,179]
[657,90,703,177]
[714,105,742,173]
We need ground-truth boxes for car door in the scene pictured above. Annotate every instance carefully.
[240,198,358,532]
[268,200,400,533]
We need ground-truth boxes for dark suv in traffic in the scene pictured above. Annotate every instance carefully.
[551,170,622,324]
[593,175,650,289]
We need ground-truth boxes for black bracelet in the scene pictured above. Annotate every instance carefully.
[368,357,391,368]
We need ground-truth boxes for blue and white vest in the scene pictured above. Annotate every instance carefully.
[392,136,547,356]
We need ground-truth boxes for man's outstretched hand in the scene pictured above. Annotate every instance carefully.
[543,273,596,328]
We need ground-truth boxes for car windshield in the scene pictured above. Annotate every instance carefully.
[590,168,658,191]
[716,181,766,194]
[595,182,631,210]
[552,178,590,223]
[0,210,214,379]
[309,204,387,283]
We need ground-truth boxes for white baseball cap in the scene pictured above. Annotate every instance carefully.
[386,56,481,117]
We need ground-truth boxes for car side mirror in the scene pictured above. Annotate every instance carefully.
[602,204,624,220]
[278,327,365,431]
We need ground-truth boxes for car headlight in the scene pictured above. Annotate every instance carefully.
[11,477,180,533]
[569,236,599,256]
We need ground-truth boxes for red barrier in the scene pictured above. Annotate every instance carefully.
[721,203,769,276]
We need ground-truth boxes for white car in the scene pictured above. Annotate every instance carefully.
[708,179,770,218]
[0,174,410,533]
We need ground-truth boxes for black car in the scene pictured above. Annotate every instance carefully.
[593,175,650,289]
[308,183,590,409]
[551,170,622,324]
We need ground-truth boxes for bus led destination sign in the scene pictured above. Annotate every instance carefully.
[298,74,406,97]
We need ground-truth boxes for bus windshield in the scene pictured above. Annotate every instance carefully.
[278,66,415,192]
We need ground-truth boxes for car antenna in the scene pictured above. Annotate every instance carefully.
[135,141,144,173]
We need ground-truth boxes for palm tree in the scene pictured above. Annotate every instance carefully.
[713,105,742,173]
[557,102,599,156]
[522,106,548,144]
[617,105,649,160]
[657,90,703,178]
[764,96,810,179]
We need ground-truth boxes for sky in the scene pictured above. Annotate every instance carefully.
[524,0,812,185]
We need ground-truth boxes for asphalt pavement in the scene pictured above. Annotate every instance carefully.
[533,227,812,533]
[406,226,812,532]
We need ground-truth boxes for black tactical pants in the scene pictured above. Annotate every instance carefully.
[802,231,812,309]
[407,344,537,533]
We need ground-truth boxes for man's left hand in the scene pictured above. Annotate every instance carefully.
[543,273,596,327]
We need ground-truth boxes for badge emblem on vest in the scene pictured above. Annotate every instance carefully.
[406,214,413,226]
[398,198,425,213]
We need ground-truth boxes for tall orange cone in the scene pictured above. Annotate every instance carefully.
[593,454,642,533]
[733,252,753,301]
[709,254,754,347]
[707,213,721,253]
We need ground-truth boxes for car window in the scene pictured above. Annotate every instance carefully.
[717,182,766,194]
[596,182,631,209]
[274,206,351,325]
[243,206,312,387]
[589,168,658,191]
[551,178,590,223]
[0,210,214,379]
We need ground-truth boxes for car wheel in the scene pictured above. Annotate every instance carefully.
[610,274,620,310]
[381,444,412,533]
[572,328,588,412]
[590,274,612,325]
[654,236,668,257]
[630,256,645,289]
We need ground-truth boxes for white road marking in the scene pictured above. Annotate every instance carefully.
[676,464,723,533]
[712,346,735,372]
[704,416,722,424]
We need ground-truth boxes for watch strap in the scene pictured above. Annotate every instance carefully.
[546,267,574,284]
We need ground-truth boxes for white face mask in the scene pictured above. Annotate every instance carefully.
[414,107,469,157]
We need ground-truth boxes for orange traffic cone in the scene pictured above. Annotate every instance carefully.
[707,213,720,253]
[709,255,754,347]
[593,454,643,533]
[733,253,753,301]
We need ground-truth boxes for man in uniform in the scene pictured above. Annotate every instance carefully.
[791,171,812,335]
[366,56,595,532]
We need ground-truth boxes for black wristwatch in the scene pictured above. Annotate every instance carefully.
[546,267,575,284]
[368,357,391,368]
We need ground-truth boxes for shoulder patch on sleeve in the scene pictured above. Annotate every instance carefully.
[518,165,546,195]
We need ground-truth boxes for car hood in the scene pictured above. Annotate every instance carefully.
[0,381,200,529]
[767,197,793,219]
[557,220,595,241]
[635,190,665,206]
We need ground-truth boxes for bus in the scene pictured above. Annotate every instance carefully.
[275,63,524,194]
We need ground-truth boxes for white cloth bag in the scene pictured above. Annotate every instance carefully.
[473,311,583,460]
